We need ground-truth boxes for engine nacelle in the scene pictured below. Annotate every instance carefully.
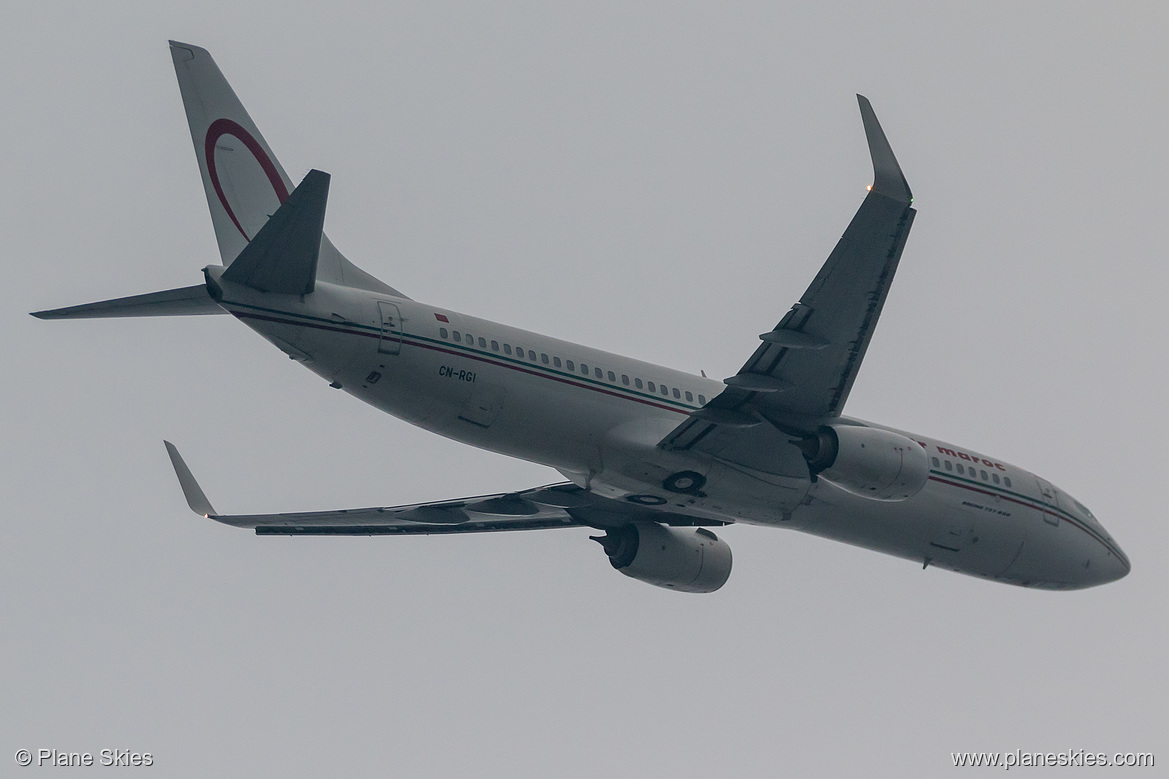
[801,424,928,501]
[592,523,732,593]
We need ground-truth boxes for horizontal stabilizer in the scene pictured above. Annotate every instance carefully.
[31,284,223,319]
[221,170,329,295]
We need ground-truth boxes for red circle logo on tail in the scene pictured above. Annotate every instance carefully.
[204,118,289,241]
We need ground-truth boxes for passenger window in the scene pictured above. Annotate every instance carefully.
[478,337,486,348]
[528,350,537,361]
[466,333,473,344]
[566,360,575,371]
[992,473,1001,484]
[648,381,656,393]
[541,353,550,365]
[1004,477,1012,488]
[491,340,499,351]
[672,388,680,399]
[944,461,953,471]
[453,331,462,342]
[553,357,561,368]
[931,457,939,467]
[607,371,616,382]
[956,464,964,475]
[635,378,643,389]
[981,470,988,481]
[595,367,603,379]
[581,364,589,375]
[440,327,448,339]
[661,385,669,396]
[685,391,693,402]
[504,344,512,355]
[698,395,706,405]
[622,374,630,386]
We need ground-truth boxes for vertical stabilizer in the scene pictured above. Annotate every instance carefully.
[170,41,289,266]
[169,41,407,298]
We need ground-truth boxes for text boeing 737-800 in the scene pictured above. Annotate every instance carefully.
[33,42,1129,592]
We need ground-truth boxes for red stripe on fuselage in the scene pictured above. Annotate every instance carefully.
[928,475,1123,560]
[231,310,692,416]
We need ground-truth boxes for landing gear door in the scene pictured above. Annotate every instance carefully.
[1036,478,1060,526]
[377,301,402,356]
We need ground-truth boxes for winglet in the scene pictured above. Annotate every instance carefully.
[164,441,218,517]
[857,95,912,204]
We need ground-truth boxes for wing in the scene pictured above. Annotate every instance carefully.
[663,95,915,456]
[165,442,726,536]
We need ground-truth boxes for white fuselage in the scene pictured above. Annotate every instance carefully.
[211,270,1129,590]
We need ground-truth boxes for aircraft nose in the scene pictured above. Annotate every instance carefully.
[1080,541,1130,588]
[1102,545,1131,584]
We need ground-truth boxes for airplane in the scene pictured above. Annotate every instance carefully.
[33,41,1129,593]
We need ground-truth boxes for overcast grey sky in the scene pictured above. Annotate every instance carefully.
[3,2,1167,777]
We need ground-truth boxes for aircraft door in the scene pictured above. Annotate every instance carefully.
[1036,478,1060,526]
[377,301,402,355]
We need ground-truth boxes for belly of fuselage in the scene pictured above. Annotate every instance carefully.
[226,287,1117,590]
